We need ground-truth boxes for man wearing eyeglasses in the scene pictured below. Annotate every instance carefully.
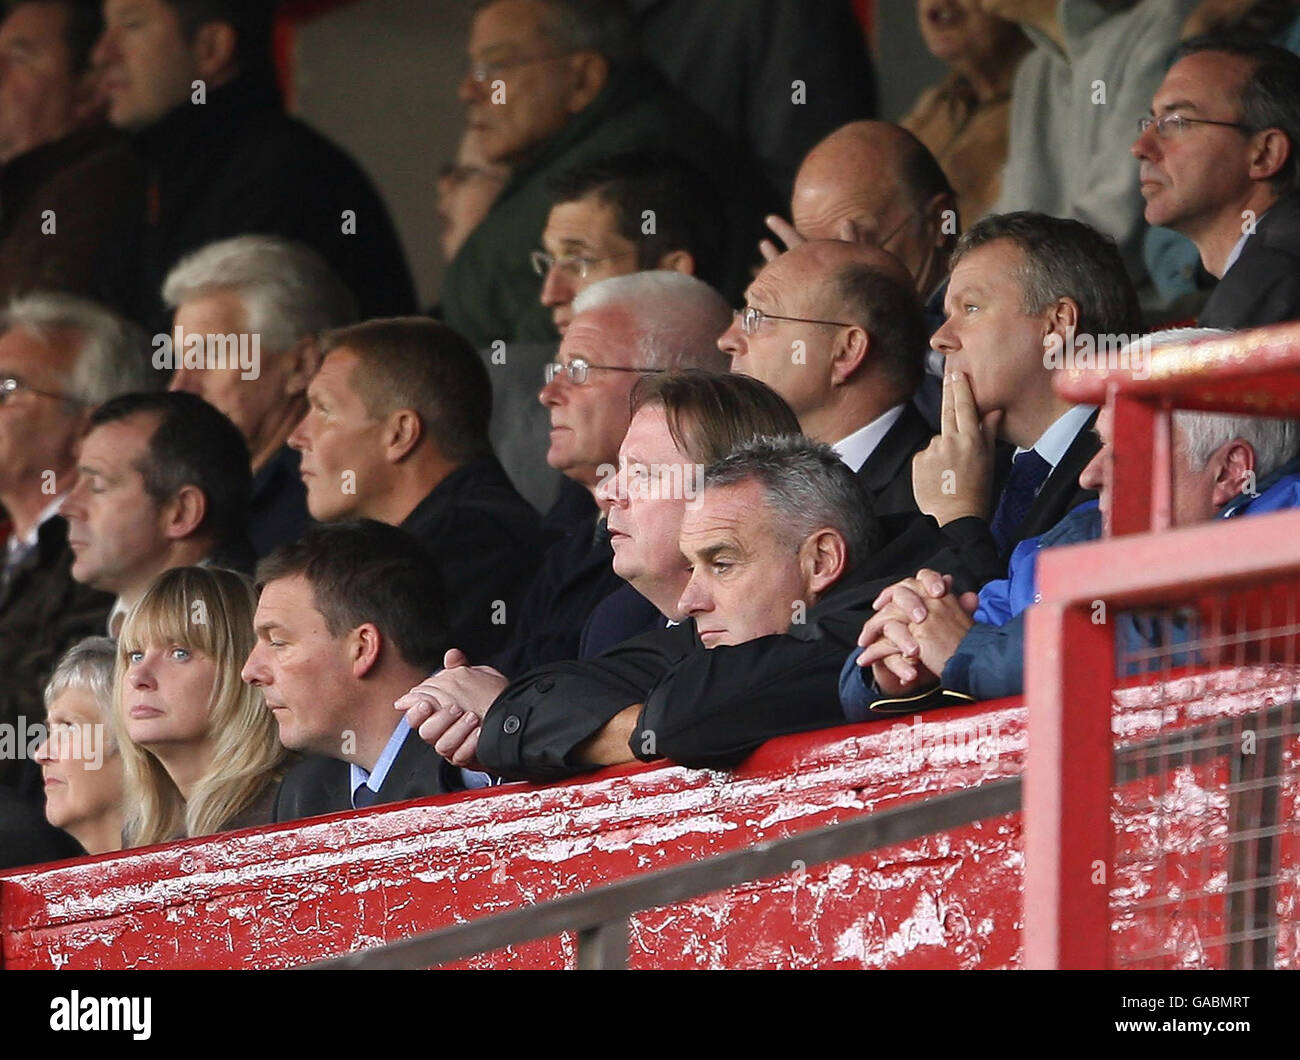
[0,293,154,808]
[440,0,770,350]
[1133,37,1300,329]
[719,239,940,582]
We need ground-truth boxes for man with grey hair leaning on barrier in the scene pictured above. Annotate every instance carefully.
[488,269,731,677]
[843,328,1300,716]
[162,235,358,557]
[0,292,154,806]
[400,435,884,782]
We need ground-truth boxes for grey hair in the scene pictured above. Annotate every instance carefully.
[702,435,878,570]
[1140,327,1300,478]
[572,271,731,372]
[1,293,154,405]
[162,235,358,355]
[43,636,119,755]
[476,0,636,67]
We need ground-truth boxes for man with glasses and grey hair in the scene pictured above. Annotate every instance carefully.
[0,292,153,807]
[488,269,730,677]
[399,435,884,782]
[1133,37,1300,328]
[162,235,358,557]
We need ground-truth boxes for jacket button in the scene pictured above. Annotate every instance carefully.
[534,677,555,693]
[502,715,521,734]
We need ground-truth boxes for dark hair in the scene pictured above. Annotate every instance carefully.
[475,0,636,67]
[1175,35,1300,197]
[163,0,278,84]
[548,151,725,287]
[89,391,251,551]
[834,264,927,396]
[320,317,492,464]
[896,128,958,236]
[703,435,878,572]
[952,211,1143,337]
[256,520,451,673]
[9,0,105,75]
[629,371,801,463]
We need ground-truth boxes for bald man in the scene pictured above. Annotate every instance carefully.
[719,239,940,580]
[761,121,958,312]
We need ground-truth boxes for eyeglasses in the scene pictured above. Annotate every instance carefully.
[530,250,637,280]
[467,51,571,85]
[543,359,665,386]
[733,306,855,336]
[0,376,81,406]
[1137,113,1253,138]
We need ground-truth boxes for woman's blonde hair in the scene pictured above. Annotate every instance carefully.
[115,566,286,847]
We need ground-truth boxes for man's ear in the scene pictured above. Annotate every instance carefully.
[656,249,696,276]
[924,191,958,246]
[283,337,323,398]
[800,528,849,601]
[382,408,423,463]
[829,326,870,387]
[564,51,609,113]
[161,484,207,541]
[349,623,383,679]
[1248,128,1292,187]
[1043,295,1080,351]
[191,22,240,84]
[1211,438,1257,506]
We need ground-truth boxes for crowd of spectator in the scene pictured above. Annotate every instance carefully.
[4,0,1300,871]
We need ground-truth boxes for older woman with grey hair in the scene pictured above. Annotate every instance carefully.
[33,637,124,855]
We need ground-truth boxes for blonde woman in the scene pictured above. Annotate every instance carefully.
[115,566,287,847]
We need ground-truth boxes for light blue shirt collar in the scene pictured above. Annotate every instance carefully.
[350,719,411,807]
[1015,404,1095,470]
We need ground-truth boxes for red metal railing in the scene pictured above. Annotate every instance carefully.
[1024,324,1300,968]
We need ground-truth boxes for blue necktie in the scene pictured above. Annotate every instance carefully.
[989,449,1052,557]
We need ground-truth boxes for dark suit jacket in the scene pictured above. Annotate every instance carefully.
[579,582,666,659]
[1201,195,1300,329]
[271,727,464,823]
[852,402,938,582]
[0,787,84,870]
[401,455,543,662]
[916,410,1100,592]
[488,513,626,677]
[478,568,887,783]
[0,515,113,803]
[249,445,311,560]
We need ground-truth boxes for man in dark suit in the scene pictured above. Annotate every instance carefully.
[1134,38,1300,329]
[242,521,477,822]
[162,236,358,559]
[92,0,415,330]
[397,437,881,782]
[910,212,1141,589]
[0,293,154,804]
[288,318,543,663]
[719,239,938,580]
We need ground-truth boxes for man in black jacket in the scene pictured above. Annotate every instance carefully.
[92,0,415,330]
[397,436,881,783]
[289,317,542,662]
[1134,37,1300,329]
[241,521,472,822]
[0,293,155,805]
